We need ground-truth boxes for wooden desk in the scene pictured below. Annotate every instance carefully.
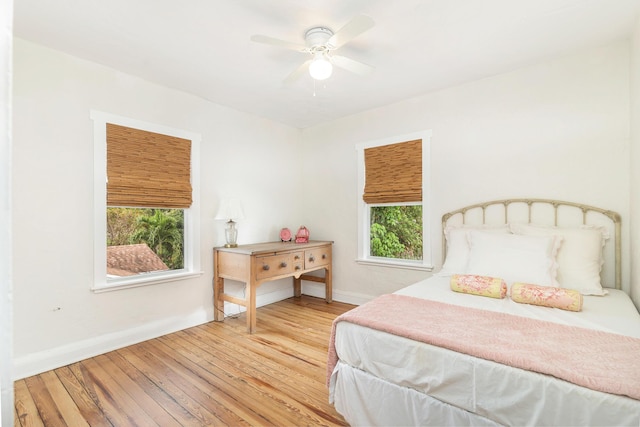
[213,240,333,333]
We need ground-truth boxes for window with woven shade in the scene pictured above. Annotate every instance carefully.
[107,123,192,208]
[363,139,422,204]
[356,131,432,269]
[92,111,202,292]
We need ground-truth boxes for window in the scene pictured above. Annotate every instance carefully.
[356,131,432,270]
[92,111,202,291]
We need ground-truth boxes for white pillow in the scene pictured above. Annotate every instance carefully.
[465,231,561,287]
[438,225,510,276]
[509,223,609,296]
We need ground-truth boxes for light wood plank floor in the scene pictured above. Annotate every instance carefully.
[14,296,355,427]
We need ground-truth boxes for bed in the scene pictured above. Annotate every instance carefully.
[327,199,640,426]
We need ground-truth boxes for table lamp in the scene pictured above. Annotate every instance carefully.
[215,198,245,247]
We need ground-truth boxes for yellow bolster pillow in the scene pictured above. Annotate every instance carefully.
[511,282,583,312]
[450,274,507,299]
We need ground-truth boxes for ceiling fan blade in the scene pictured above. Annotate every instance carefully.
[331,55,374,76]
[250,34,307,52]
[327,15,375,49]
[283,59,312,84]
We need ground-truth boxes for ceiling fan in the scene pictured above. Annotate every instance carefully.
[250,15,375,83]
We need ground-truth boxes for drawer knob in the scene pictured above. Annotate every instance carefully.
[294,255,300,260]
[322,254,327,259]
[295,265,301,270]
[280,262,287,268]
[309,256,315,262]
[262,264,270,271]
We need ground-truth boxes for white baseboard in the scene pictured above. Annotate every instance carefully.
[13,285,369,380]
[13,308,210,380]
[302,282,372,306]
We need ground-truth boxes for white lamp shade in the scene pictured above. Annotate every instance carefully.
[309,53,333,80]
[215,198,245,221]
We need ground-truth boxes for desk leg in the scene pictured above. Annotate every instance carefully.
[325,266,332,303]
[297,268,333,302]
[213,250,225,322]
[213,277,225,321]
[293,276,302,297]
[246,280,257,333]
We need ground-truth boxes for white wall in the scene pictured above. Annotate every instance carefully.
[630,17,640,310]
[12,39,304,378]
[301,42,631,302]
[1,0,13,423]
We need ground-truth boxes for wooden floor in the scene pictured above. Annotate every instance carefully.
[14,296,355,426]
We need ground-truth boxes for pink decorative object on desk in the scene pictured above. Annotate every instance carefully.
[280,228,292,242]
[295,226,309,243]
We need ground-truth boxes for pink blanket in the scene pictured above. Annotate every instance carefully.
[327,294,640,400]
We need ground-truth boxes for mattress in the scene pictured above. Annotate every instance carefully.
[330,276,640,426]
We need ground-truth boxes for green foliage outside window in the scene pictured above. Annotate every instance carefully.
[370,205,423,260]
[107,208,184,269]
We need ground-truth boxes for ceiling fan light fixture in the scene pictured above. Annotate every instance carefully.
[250,15,375,84]
[309,52,333,80]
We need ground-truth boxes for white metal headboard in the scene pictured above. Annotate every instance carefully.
[441,198,622,290]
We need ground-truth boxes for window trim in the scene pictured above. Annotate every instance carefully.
[356,130,433,270]
[91,111,202,292]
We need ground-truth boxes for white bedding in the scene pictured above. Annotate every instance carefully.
[396,276,640,338]
[330,276,640,426]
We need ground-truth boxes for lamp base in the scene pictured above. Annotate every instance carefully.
[224,219,238,248]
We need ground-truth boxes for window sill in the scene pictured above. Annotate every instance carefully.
[92,270,203,293]
[355,258,433,272]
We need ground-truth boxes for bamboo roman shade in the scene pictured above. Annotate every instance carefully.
[107,123,193,208]
[363,139,422,204]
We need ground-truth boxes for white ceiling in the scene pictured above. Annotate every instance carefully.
[13,0,640,129]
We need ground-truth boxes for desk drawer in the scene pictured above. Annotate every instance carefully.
[256,252,303,280]
[305,246,331,269]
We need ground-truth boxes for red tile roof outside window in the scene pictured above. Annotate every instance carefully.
[107,243,169,277]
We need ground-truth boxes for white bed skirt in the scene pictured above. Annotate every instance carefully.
[331,361,501,427]
[330,360,640,427]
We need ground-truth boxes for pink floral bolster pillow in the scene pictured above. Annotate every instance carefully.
[511,283,583,312]
[450,274,507,299]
